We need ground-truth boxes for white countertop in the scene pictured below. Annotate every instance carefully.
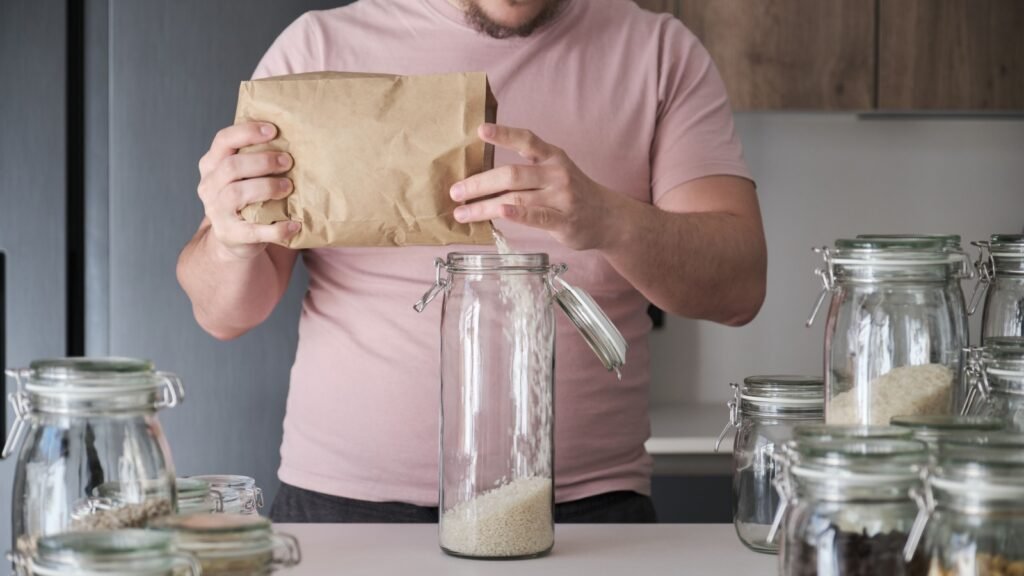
[277,523,773,575]
[645,402,728,455]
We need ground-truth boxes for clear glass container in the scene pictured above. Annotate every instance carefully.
[2,358,183,554]
[191,475,264,515]
[970,234,1024,342]
[714,375,824,554]
[808,238,969,426]
[415,252,625,559]
[150,513,301,575]
[910,434,1024,575]
[793,424,914,441]
[9,529,201,576]
[962,336,1024,431]
[889,414,1004,454]
[778,438,930,576]
[177,478,224,514]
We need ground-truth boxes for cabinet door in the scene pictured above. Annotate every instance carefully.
[879,0,1024,110]
[666,0,876,111]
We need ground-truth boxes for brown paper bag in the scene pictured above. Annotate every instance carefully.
[235,71,496,248]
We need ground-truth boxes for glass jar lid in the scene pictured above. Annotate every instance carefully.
[150,514,302,570]
[552,276,627,376]
[989,233,1024,253]
[739,374,824,405]
[890,414,1005,432]
[788,438,928,482]
[932,434,1024,501]
[856,233,962,251]
[20,357,160,396]
[445,252,550,272]
[177,478,224,513]
[794,424,914,441]
[16,529,200,575]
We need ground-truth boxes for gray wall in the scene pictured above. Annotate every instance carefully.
[103,0,343,512]
[650,114,1024,406]
[0,0,67,551]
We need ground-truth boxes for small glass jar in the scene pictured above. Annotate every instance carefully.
[808,238,969,425]
[889,414,1005,454]
[3,358,182,554]
[962,336,1024,431]
[970,234,1024,341]
[778,438,930,576]
[149,514,301,575]
[177,478,224,514]
[910,434,1024,575]
[714,375,824,554]
[415,253,625,559]
[191,475,264,515]
[9,529,201,576]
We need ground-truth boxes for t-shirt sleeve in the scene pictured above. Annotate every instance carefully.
[252,12,323,80]
[650,18,753,204]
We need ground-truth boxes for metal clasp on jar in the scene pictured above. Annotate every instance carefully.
[961,347,991,415]
[413,258,450,313]
[968,240,995,315]
[2,368,32,459]
[714,383,741,452]
[903,468,935,563]
[805,247,836,327]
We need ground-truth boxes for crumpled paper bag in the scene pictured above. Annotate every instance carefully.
[235,71,496,248]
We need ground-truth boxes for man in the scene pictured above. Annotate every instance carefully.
[177,0,766,523]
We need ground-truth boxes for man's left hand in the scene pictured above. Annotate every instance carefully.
[450,123,622,251]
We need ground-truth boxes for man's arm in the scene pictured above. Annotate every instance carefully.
[176,122,301,340]
[450,124,766,326]
[598,175,765,326]
[177,219,298,340]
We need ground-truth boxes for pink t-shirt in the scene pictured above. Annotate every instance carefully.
[254,0,751,506]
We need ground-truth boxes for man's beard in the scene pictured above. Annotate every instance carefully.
[462,0,568,39]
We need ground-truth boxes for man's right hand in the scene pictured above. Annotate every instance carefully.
[197,121,299,260]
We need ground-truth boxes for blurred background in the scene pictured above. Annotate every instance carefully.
[1,0,1022,547]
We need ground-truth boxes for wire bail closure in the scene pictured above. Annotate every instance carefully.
[806,247,835,327]
[714,383,741,452]
[961,347,990,416]
[903,469,935,563]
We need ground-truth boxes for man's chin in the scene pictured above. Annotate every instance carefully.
[462,0,567,39]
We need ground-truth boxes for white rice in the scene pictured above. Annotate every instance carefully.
[440,476,553,557]
[828,363,953,426]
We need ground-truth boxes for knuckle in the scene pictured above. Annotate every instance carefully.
[504,165,521,186]
[510,192,527,207]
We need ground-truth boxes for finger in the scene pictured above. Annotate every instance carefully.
[220,177,293,212]
[206,151,293,193]
[221,220,301,247]
[453,191,549,224]
[199,122,277,175]
[478,123,558,164]
[500,204,564,231]
[451,164,547,202]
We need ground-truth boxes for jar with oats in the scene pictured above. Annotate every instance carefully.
[807,237,970,425]
[149,514,301,575]
[3,358,182,554]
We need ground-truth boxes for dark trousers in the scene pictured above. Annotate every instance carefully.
[271,483,657,524]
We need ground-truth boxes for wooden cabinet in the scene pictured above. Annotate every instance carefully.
[676,0,875,111]
[878,0,1024,110]
[635,0,1024,112]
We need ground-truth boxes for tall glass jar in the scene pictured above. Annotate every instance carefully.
[808,238,969,425]
[714,375,824,554]
[778,438,930,576]
[962,336,1024,431]
[3,358,182,554]
[150,514,301,575]
[9,530,201,576]
[911,434,1024,575]
[191,475,264,515]
[415,253,625,559]
[970,234,1024,341]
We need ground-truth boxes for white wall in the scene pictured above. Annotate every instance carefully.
[649,114,1024,406]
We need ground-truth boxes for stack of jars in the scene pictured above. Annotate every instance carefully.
[2,358,296,576]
